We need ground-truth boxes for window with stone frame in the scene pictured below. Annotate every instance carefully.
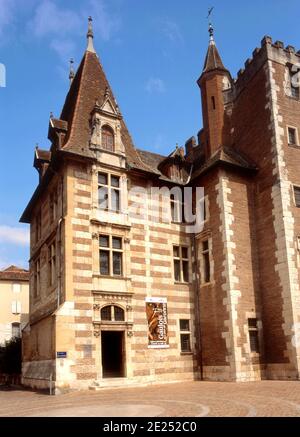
[48,241,56,287]
[101,125,114,151]
[248,318,260,353]
[35,209,42,243]
[294,186,300,208]
[98,172,121,212]
[288,127,298,146]
[297,237,300,267]
[179,319,191,353]
[34,257,41,298]
[289,67,300,99]
[99,235,123,277]
[173,245,189,283]
[200,240,211,284]
[100,305,125,322]
[49,188,58,223]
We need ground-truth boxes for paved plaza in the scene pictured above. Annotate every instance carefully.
[0,381,300,417]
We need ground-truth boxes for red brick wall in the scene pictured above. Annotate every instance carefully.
[200,73,227,157]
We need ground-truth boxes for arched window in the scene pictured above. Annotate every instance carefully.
[101,125,114,151]
[100,305,125,322]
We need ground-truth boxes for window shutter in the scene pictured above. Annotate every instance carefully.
[11,301,16,314]
[12,301,21,314]
[12,283,21,293]
[17,301,21,314]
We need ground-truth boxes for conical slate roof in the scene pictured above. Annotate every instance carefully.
[59,49,150,172]
[202,40,228,74]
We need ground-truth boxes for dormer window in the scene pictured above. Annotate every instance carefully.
[169,165,182,180]
[101,125,114,151]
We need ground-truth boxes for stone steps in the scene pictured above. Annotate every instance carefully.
[89,378,146,391]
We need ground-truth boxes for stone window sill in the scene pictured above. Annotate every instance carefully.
[200,281,213,287]
[174,282,192,286]
[93,274,131,281]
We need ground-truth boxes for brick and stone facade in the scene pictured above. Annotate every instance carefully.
[0,266,29,345]
[20,21,300,393]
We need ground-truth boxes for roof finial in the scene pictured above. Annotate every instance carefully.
[69,58,75,85]
[87,16,95,53]
[207,7,215,45]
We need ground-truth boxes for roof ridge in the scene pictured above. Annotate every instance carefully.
[137,148,167,159]
[62,51,89,150]
[2,265,28,272]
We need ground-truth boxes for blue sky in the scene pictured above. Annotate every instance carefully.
[0,0,299,269]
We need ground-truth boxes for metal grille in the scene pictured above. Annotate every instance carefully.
[249,331,259,353]
[248,318,257,328]
[101,306,112,321]
[180,319,190,331]
[288,128,297,145]
[114,306,125,322]
[180,334,191,353]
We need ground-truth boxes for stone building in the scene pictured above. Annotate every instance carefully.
[0,266,29,345]
[20,18,300,393]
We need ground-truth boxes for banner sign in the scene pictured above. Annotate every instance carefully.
[145,297,169,349]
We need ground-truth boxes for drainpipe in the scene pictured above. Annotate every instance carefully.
[184,164,203,379]
[193,234,204,380]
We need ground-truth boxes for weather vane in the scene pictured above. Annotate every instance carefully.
[207,7,214,41]
[207,7,214,20]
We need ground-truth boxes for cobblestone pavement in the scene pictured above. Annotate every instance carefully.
[0,381,300,417]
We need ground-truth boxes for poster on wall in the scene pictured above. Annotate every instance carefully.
[145,297,169,349]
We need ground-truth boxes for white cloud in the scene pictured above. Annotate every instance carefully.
[146,77,166,94]
[29,0,120,41]
[0,0,15,38]
[29,0,80,38]
[160,19,183,44]
[28,0,121,62]
[0,225,29,246]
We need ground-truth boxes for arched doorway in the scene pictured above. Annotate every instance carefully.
[100,305,126,378]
